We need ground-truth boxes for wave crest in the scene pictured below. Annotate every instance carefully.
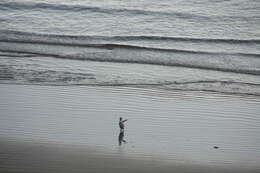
[1,30,259,44]
[1,1,255,22]
[1,30,259,76]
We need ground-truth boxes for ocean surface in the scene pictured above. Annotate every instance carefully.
[0,0,260,96]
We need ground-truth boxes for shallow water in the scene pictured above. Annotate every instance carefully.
[1,0,260,96]
[0,84,259,168]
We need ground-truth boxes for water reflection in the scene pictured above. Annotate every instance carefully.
[118,131,126,146]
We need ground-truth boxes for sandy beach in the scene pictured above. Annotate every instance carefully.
[0,84,260,173]
[1,137,258,173]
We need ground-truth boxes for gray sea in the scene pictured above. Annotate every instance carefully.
[0,0,260,95]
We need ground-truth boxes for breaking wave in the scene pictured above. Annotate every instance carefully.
[1,30,259,44]
[1,64,260,97]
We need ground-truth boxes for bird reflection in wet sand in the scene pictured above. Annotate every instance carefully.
[118,131,127,146]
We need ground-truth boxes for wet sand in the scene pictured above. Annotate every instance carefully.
[0,84,260,172]
[0,138,258,173]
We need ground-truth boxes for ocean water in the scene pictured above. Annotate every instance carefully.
[0,0,260,96]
